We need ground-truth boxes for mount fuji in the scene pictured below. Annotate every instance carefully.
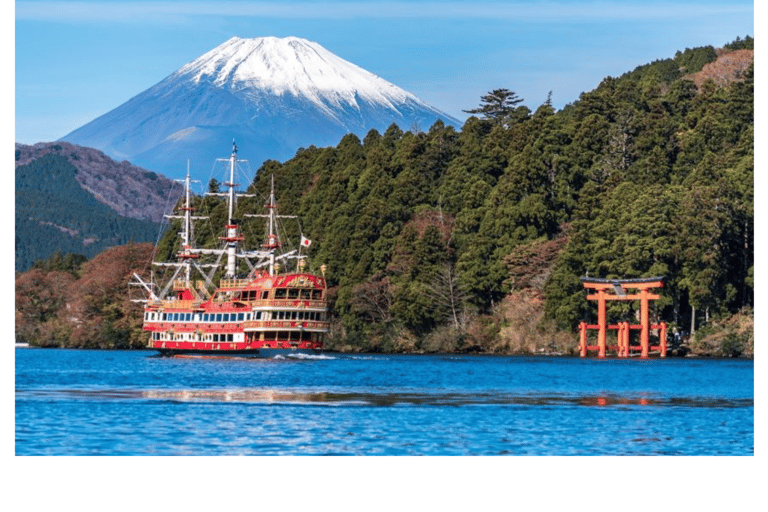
[61,36,461,181]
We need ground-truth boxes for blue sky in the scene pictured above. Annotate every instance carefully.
[13,0,755,144]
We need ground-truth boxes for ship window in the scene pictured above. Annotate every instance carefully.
[228,334,233,342]
[186,313,191,321]
[256,312,262,320]
[312,290,321,300]
[223,314,229,322]
[290,332,300,341]
[261,291,269,300]
[288,289,299,299]
[216,314,222,322]
[300,289,311,300]
[238,313,244,321]
[265,331,277,341]
[275,289,287,299]
[292,311,298,320]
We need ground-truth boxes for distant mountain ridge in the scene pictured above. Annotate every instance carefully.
[60,36,461,181]
[15,142,181,271]
[15,142,179,223]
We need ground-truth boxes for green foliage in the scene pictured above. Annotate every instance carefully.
[48,38,751,354]
[15,154,163,272]
[675,46,718,73]
[32,251,87,276]
[724,35,753,51]
[463,89,527,125]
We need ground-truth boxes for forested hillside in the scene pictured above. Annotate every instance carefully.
[16,38,754,356]
[15,153,168,271]
[15,142,180,272]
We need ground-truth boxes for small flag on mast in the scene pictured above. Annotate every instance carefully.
[301,236,312,247]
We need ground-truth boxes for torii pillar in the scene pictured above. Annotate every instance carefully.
[580,277,666,358]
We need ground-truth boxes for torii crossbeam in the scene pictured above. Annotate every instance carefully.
[579,277,667,358]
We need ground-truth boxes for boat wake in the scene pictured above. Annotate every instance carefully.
[275,353,336,361]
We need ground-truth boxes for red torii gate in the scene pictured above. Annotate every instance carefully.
[579,277,667,358]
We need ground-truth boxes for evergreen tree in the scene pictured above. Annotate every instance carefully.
[463,89,525,125]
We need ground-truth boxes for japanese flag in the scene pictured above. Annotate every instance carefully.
[301,236,312,247]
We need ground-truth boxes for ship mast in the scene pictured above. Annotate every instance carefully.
[178,162,198,284]
[215,141,247,278]
[243,174,302,276]
[146,161,209,301]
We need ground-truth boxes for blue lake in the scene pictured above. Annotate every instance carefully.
[15,348,753,455]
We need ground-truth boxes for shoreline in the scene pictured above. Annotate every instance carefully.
[15,344,753,359]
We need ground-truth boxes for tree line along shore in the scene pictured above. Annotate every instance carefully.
[15,38,754,358]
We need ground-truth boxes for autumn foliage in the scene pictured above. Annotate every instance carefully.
[15,243,154,348]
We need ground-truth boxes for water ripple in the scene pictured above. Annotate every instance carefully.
[16,388,754,409]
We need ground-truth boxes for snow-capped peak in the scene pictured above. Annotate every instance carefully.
[61,35,460,181]
[175,36,422,114]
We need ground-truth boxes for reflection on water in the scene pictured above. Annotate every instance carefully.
[15,351,753,455]
[17,388,754,409]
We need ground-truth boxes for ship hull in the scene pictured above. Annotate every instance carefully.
[155,347,324,358]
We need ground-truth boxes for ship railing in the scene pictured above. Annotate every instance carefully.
[159,300,196,310]
[250,299,326,309]
[243,320,329,330]
[146,298,203,309]
[219,278,251,289]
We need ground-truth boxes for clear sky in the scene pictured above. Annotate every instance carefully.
[13,0,755,144]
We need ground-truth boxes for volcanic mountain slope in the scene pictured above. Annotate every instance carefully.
[61,36,461,181]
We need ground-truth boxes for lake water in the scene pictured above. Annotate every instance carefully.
[15,348,753,455]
